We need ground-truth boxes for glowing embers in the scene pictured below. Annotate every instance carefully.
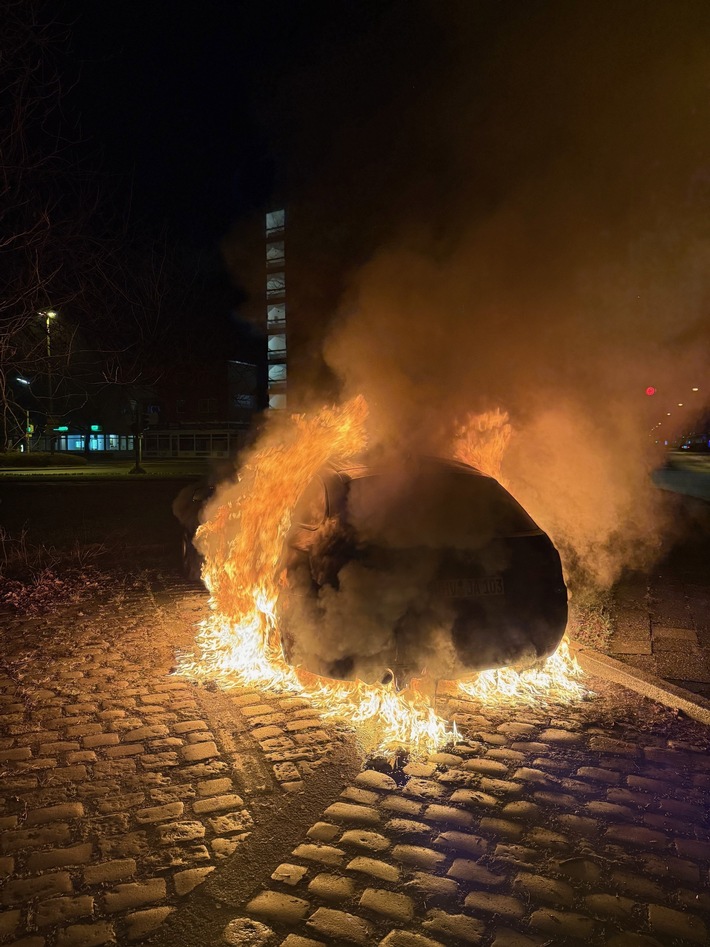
[457,635,586,706]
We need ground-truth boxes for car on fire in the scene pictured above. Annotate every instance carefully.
[277,456,568,687]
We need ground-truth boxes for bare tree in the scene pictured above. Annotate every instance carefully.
[0,2,192,453]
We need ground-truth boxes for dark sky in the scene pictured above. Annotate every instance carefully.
[60,1,274,243]
[59,0,429,246]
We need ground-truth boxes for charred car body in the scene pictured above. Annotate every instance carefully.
[278,456,568,687]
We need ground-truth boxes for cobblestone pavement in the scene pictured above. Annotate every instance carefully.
[610,506,710,700]
[2,574,710,947]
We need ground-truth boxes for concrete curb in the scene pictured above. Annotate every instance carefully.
[570,641,710,727]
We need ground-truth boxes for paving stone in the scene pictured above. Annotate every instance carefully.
[585,801,638,821]
[323,802,380,825]
[306,822,340,842]
[420,804,474,829]
[462,757,509,776]
[447,858,504,886]
[341,786,380,806]
[675,838,710,860]
[360,887,415,922]
[434,830,488,857]
[480,816,526,840]
[647,903,707,944]
[347,856,400,882]
[354,770,398,792]
[280,938,326,947]
[392,844,446,870]
[538,728,583,744]
[583,893,637,921]
[0,910,20,939]
[501,800,543,821]
[589,737,639,757]
[610,870,664,900]
[104,878,167,913]
[386,818,433,839]
[340,829,390,852]
[55,921,116,946]
[449,788,499,809]
[128,905,176,942]
[209,810,254,834]
[641,853,699,884]
[157,820,206,845]
[2,822,71,853]
[83,859,137,884]
[423,909,485,944]
[402,778,446,801]
[35,896,94,927]
[181,741,219,762]
[380,795,423,816]
[480,778,523,796]
[27,842,94,871]
[173,720,209,734]
[246,890,310,923]
[556,814,600,837]
[403,761,437,778]
[576,766,621,784]
[493,844,539,868]
[193,793,245,814]
[222,917,274,946]
[529,908,595,939]
[135,801,184,823]
[174,866,215,894]
[379,932,445,947]
[1,871,73,905]
[272,863,309,886]
[308,873,355,901]
[533,790,578,809]
[513,871,574,907]
[307,907,373,945]
[406,871,459,902]
[491,931,545,947]
[292,844,345,866]
[605,824,668,848]
[24,802,84,825]
[464,890,525,919]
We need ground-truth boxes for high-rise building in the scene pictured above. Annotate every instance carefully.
[265,209,287,409]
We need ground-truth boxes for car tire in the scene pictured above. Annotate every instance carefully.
[182,532,203,582]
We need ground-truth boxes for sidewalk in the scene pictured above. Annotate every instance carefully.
[609,495,710,700]
[2,569,710,946]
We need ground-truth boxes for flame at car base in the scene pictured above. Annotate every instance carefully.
[178,396,587,757]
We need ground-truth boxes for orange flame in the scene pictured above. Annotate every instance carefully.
[178,396,585,757]
[453,408,512,481]
[457,636,586,706]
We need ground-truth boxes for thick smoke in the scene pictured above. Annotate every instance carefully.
[316,1,710,586]
[215,2,710,684]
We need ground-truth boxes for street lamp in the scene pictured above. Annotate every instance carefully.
[40,310,57,450]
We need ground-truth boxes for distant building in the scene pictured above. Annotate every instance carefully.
[266,209,287,409]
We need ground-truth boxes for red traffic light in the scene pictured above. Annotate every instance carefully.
[645,386,657,396]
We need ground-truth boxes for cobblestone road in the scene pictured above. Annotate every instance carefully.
[2,574,710,947]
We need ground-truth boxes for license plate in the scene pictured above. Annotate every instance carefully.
[439,576,505,598]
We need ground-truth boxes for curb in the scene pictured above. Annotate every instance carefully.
[569,641,710,727]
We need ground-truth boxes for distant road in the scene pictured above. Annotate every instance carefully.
[653,451,710,501]
[0,459,211,480]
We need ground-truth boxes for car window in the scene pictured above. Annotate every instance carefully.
[292,477,327,529]
[346,466,539,547]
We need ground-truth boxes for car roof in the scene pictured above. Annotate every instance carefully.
[322,455,492,484]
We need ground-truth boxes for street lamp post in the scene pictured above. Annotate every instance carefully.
[42,310,57,452]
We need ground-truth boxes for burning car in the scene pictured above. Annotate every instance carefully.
[278,456,568,687]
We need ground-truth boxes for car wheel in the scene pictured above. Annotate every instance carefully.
[182,532,203,582]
